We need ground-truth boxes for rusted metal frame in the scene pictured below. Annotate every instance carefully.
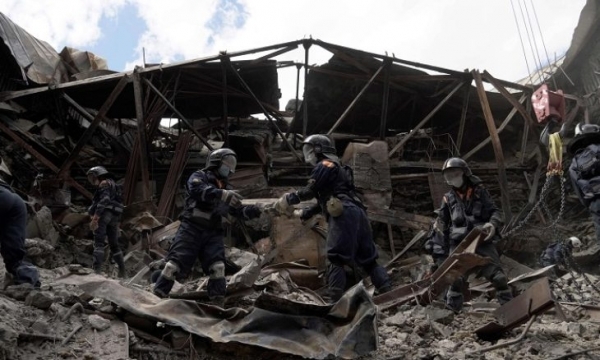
[379,60,392,139]
[312,39,466,77]
[225,57,303,162]
[520,99,532,165]
[156,131,192,218]
[472,70,512,223]
[284,64,303,145]
[388,81,465,158]
[133,68,151,201]
[248,44,298,65]
[563,102,582,127]
[474,277,555,340]
[375,231,489,309]
[58,75,129,176]
[482,71,535,124]
[326,62,386,136]
[0,121,93,199]
[142,78,214,151]
[302,40,311,137]
[456,83,471,153]
[220,55,229,147]
[307,65,417,95]
[463,94,528,160]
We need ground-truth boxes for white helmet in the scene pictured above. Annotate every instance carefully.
[568,236,582,248]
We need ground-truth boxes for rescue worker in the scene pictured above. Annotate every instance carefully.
[0,157,40,288]
[567,123,600,243]
[274,135,391,302]
[428,157,513,312]
[539,236,581,268]
[153,148,261,306]
[87,166,126,277]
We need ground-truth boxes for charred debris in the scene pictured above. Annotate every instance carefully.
[1,8,600,360]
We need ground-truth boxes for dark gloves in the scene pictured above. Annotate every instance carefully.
[221,190,243,208]
[242,205,262,220]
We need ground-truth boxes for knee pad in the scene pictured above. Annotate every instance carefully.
[208,261,225,280]
[491,272,508,290]
[161,261,179,280]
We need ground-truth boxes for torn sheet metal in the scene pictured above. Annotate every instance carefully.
[54,274,378,359]
[475,277,556,340]
[375,228,489,309]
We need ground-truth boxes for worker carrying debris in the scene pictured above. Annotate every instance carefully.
[273,135,391,301]
[568,123,600,244]
[539,236,581,268]
[153,148,261,306]
[426,157,512,312]
[0,157,40,288]
[87,166,126,277]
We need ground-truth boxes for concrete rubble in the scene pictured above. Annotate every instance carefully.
[0,3,600,360]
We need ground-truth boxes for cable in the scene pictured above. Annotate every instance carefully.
[510,0,533,82]
[529,0,558,89]
[517,0,544,84]
[522,0,547,82]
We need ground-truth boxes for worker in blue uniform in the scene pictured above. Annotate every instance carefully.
[274,135,391,301]
[153,148,261,306]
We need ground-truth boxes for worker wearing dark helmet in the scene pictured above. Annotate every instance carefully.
[87,166,125,277]
[0,158,40,288]
[153,148,261,306]
[431,157,512,312]
[274,135,391,302]
[568,123,600,244]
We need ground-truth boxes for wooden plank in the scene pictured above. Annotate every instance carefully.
[58,75,129,176]
[367,207,432,231]
[472,70,512,223]
[463,93,527,160]
[133,69,151,201]
[387,224,396,257]
[388,81,464,158]
[456,84,470,152]
[385,230,427,268]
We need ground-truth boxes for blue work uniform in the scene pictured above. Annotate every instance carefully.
[153,169,260,299]
[569,143,600,243]
[0,180,40,287]
[88,178,124,272]
[431,176,512,311]
[285,158,391,299]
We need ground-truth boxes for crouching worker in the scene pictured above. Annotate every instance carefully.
[432,157,513,312]
[87,166,126,277]
[274,135,391,302]
[540,236,581,268]
[0,158,40,288]
[153,149,261,306]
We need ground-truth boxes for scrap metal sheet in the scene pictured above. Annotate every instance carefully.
[54,274,378,359]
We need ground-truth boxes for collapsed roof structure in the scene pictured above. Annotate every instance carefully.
[0,4,599,358]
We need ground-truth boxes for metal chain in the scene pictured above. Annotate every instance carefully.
[502,174,566,240]
[502,175,553,238]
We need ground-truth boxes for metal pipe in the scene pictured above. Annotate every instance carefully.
[379,60,392,139]
[224,57,304,162]
[220,54,229,147]
[327,62,386,136]
[302,40,311,137]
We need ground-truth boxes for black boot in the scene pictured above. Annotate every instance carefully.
[112,251,127,278]
[93,249,104,274]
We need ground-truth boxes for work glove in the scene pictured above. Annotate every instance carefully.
[149,258,166,270]
[482,222,495,241]
[90,215,100,232]
[242,205,262,220]
[221,190,243,208]
[274,194,293,216]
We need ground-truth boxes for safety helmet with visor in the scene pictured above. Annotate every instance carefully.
[302,134,336,166]
[86,166,109,186]
[205,148,237,178]
[575,123,600,136]
[442,157,471,189]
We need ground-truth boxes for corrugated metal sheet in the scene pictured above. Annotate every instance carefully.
[0,12,68,85]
